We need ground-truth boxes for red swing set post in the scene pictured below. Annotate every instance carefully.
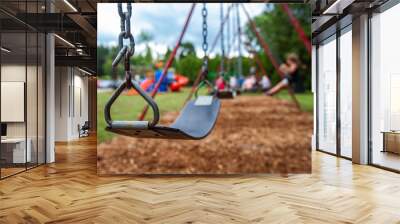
[280,3,311,55]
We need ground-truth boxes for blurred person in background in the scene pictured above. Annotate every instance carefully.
[265,53,301,96]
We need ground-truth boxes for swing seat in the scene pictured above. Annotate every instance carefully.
[105,80,220,140]
[217,90,236,99]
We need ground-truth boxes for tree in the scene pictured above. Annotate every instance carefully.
[137,30,154,46]
[144,46,153,65]
[176,54,202,83]
[138,30,154,63]
[97,46,109,76]
[244,4,311,90]
[179,42,196,59]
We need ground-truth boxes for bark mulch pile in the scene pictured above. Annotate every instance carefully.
[97,95,313,174]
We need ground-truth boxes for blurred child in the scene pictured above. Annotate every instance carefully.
[266,53,301,96]
[229,76,238,90]
[215,74,225,90]
[260,75,271,92]
[242,75,257,92]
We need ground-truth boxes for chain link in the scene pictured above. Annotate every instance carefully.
[202,4,208,54]
[117,3,134,56]
[220,3,225,74]
[201,3,208,77]
[113,3,135,89]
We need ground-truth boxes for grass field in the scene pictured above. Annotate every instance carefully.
[275,91,314,113]
[97,87,313,143]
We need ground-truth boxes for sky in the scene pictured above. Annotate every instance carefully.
[97,3,266,57]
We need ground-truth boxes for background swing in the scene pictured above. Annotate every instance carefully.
[215,3,241,100]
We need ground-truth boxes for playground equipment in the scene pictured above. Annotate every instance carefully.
[125,73,189,96]
[124,78,153,96]
[214,4,233,100]
[215,4,234,99]
[149,71,189,93]
[170,74,189,92]
[105,3,220,140]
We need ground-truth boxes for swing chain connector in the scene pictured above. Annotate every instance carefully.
[105,3,160,129]
[219,3,225,74]
[112,3,135,89]
[111,3,135,90]
[117,3,134,56]
[194,3,214,98]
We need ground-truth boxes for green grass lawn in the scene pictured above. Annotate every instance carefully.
[275,90,313,113]
[97,87,313,143]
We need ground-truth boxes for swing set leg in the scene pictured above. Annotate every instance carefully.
[288,87,301,111]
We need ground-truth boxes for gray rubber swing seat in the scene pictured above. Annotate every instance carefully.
[104,80,220,140]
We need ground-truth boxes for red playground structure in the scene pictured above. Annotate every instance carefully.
[125,73,189,96]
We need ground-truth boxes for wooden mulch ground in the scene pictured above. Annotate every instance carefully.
[97,95,313,174]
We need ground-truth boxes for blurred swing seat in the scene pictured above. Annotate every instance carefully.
[216,89,236,99]
[105,80,220,140]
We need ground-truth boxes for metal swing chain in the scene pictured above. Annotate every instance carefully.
[201,3,208,78]
[194,3,214,98]
[105,3,160,129]
[112,3,135,89]
[220,3,225,74]
[226,4,231,76]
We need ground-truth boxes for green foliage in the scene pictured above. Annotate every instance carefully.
[97,46,109,76]
[175,54,202,83]
[209,55,221,75]
[275,90,313,112]
[179,42,196,59]
[245,4,311,89]
[137,30,154,44]
[144,46,153,64]
[99,45,154,79]
[101,57,113,80]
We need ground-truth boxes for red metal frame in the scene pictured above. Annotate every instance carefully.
[251,49,268,81]
[280,4,311,55]
[241,5,281,76]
